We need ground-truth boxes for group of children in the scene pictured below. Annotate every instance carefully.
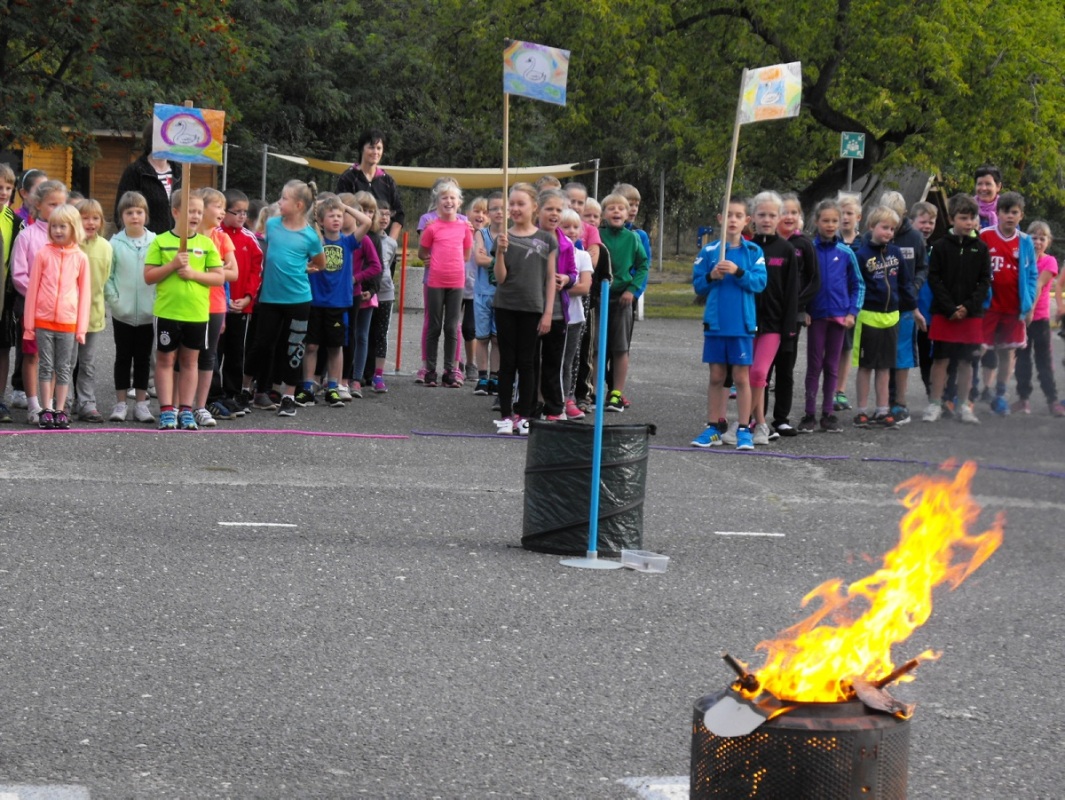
[0,159,403,429]
[415,177,649,434]
[691,165,1064,450]
[3,156,1059,445]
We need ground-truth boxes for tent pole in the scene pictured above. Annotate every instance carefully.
[261,144,268,201]
[658,168,664,272]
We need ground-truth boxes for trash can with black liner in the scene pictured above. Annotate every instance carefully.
[521,420,654,555]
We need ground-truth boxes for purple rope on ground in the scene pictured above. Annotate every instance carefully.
[410,430,525,441]
[861,456,1065,481]
[0,427,408,439]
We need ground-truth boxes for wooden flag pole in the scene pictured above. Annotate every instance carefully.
[502,92,510,197]
[178,99,194,253]
[716,69,748,264]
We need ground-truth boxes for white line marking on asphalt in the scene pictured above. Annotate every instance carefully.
[617,775,689,798]
[0,786,91,800]
[217,522,297,528]
[715,531,785,538]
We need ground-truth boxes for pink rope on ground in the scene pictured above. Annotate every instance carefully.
[0,427,408,439]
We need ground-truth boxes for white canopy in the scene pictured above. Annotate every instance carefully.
[266,151,596,190]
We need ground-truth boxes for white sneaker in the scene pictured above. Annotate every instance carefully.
[753,422,771,446]
[922,402,943,422]
[721,421,738,446]
[337,385,352,402]
[958,403,980,424]
[494,416,514,435]
[110,402,128,422]
[515,417,530,436]
[193,407,217,428]
[11,390,27,409]
[133,401,155,423]
[27,405,41,425]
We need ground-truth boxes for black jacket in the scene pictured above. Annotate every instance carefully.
[927,232,992,318]
[114,155,181,234]
[751,233,801,336]
[335,167,405,231]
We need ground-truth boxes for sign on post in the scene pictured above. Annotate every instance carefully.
[152,102,226,251]
[840,132,866,192]
[152,104,226,165]
[840,132,866,159]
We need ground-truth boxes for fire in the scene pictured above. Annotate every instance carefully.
[750,462,1003,703]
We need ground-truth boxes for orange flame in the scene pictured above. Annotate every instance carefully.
[750,462,1004,702]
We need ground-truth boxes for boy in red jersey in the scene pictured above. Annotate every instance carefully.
[978,191,1038,415]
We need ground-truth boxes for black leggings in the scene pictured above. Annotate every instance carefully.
[113,319,155,391]
[251,302,310,389]
[1015,319,1057,403]
[495,307,541,418]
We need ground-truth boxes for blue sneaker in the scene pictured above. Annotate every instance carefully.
[990,395,1010,416]
[736,426,755,450]
[177,409,198,430]
[691,424,723,448]
[158,409,178,430]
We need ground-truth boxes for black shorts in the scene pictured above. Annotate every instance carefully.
[306,306,347,348]
[855,322,897,370]
[932,341,982,362]
[606,298,634,355]
[0,307,18,349]
[156,317,209,352]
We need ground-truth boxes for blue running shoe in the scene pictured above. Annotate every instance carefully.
[990,395,1010,416]
[177,409,198,430]
[158,409,178,430]
[691,424,723,448]
[736,426,755,450]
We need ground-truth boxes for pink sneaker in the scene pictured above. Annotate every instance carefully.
[565,399,586,420]
[1011,398,1031,415]
[1051,401,1065,418]
[415,368,427,384]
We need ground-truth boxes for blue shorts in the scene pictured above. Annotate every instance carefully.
[895,310,916,369]
[703,334,754,366]
[474,292,496,339]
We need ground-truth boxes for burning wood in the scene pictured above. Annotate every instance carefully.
[742,462,1003,704]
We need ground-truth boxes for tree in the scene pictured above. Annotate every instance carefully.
[0,0,247,157]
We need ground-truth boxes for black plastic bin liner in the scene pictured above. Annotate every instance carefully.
[522,420,654,555]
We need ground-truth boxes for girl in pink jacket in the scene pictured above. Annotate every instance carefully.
[23,205,91,429]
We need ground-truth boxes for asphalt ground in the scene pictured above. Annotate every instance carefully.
[0,311,1063,798]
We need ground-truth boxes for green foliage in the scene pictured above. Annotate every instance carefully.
[0,0,247,157]
[5,0,1065,223]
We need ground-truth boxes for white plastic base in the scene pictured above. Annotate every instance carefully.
[560,551,624,570]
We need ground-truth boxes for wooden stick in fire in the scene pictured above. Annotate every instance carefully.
[873,658,921,689]
[722,653,759,693]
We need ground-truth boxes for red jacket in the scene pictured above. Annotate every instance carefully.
[221,224,263,313]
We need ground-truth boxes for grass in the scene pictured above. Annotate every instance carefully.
[644,258,701,319]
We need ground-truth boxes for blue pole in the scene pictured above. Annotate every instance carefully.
[586,278,611,556]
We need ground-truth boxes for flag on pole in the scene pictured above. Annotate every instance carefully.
[152,103,226,165]
[503,39,570,106]
[738,62,802,124]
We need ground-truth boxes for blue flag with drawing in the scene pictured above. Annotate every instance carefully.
[503,39,570,106]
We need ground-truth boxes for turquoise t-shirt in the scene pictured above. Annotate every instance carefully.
[259,217,324,304]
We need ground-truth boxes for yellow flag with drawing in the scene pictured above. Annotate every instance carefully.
[738,62,802,124]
